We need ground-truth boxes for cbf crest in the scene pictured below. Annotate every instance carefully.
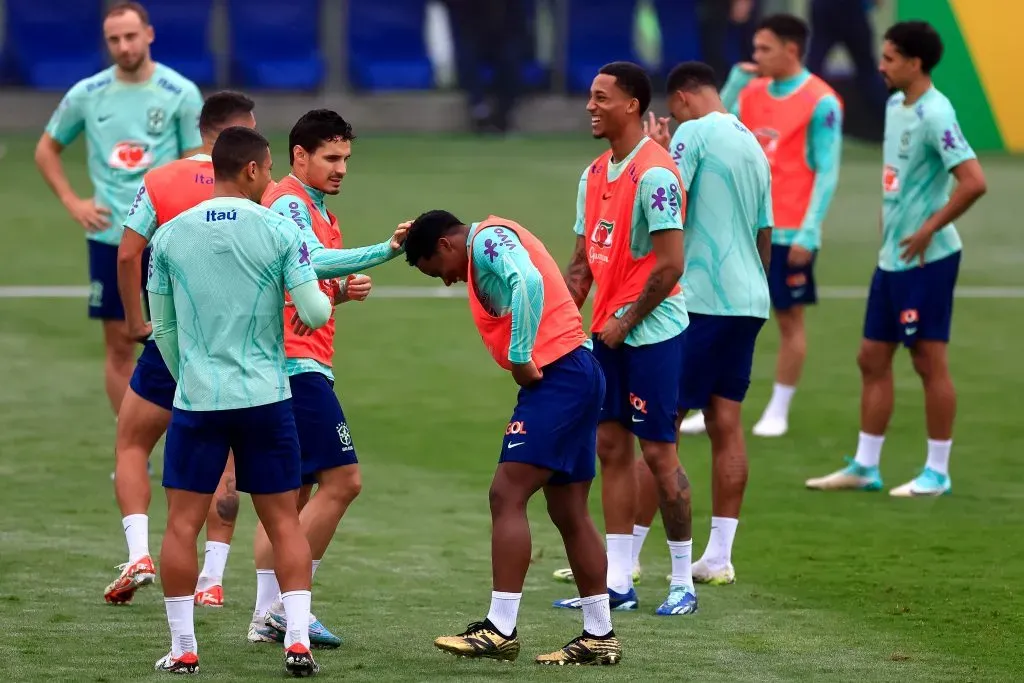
[146,107,167,135]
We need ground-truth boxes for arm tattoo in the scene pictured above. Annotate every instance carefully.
[757,228,772,273]
[563,237,593,310]
[619,232,684,331]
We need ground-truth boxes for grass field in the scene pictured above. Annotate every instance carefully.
[0,132,1022,682]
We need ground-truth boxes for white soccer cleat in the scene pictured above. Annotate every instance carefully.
[678,411,706,435]
[690,558,736,585]
[805,458,883,491]
[889,468,951,497]
[752,415,788,437]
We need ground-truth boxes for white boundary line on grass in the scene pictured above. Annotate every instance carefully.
[1,285,1024,300]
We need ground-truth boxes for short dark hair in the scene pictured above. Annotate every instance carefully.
[666,61,718,94]
[756,14,809,56]
[199,91,256,137]
[106,1,150,25]
[598,62,652,116]
[288,109,356,164]
[212,127,270,181]
[885,21,944,74]
[403,210,463,266]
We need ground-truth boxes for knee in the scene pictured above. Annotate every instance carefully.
[488,483,525,517]
[597,429,631,468]
[857,346,889,379]
[910,347,947,382]
[319,469,363,509]
[704,407,739,439]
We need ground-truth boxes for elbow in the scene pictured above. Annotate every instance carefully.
[33,140,50,170]
[661,259,684,284]
[117,242,141,266]
[971,177,988,201]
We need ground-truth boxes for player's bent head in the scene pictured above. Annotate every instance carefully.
[665,61,718,123]
[212,127,273,199]
[589,62,652,138]
[403,210,469,286]
[200,91,257,140]
[754,14,809,72]
[103,1,153,73]
[883,21,944,78]
[288,109,356,195]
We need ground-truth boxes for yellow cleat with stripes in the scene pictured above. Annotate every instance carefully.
[535,632,621,666]
[434,620,520,662]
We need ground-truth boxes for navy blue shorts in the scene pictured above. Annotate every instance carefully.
[678,314,766,409]
[290,372,358,486]
[499,346,605,485]
[87,241,150,321]
[128,339,176,411]
[592,333,683,443]
[769,244,817,310]
[163,400,301,495]
[863,251,960,347]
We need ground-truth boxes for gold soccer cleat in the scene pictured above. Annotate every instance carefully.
[535,633,621,666]
[433,620,520,662]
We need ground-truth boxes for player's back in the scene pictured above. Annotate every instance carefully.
[674,112,772,317]
[146,156,215,227]
[150,198,302,410]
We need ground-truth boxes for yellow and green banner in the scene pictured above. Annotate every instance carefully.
[898,0,1019,152]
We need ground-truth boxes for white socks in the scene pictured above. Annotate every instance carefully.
[853,432,885,468]
[926,439,952,476]
[122,514,149,563]
[703,517,738,567]
[631,525,649,567]
[668,540,693,589]
[605,534,633,594]
[580,594,613,637]
[253,569,279,620]
[197,541,230,591]
[486,591,521,637]
[165,596,196,657]
[763,383,796,421]
[281,590,312,648]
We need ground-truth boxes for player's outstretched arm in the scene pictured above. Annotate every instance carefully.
[563,235,593,310]
[148,291,180,381]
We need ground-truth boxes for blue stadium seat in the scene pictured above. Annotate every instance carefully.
[5,0,105,89]
[146,0,216,86]
[565,0,640,93]
[347,1,433,91]
[227,0,325,91]
[651,0,703,74]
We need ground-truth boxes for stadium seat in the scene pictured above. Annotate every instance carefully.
[227,0,325,91]
[347,1,434,91]
[146,0,216,86]
[651,0,703,74]
[565,0,641,93]
[5,0,105,89]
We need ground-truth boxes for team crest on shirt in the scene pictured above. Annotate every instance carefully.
[752,127,780,163]
[591,219,614,248]
[898,131,912,159]
[146,107,167,135]
[883,165,900,193]
[108,141,154,170]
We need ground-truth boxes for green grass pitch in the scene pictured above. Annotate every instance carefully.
[0,133,1022,681]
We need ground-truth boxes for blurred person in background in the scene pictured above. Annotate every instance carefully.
[443,0,529,134]
[657,0,760,87]
[807,0,890,117]
[34,1,204,419]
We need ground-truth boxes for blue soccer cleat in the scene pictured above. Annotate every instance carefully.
[552,586,639,611]
[655,585,698,616]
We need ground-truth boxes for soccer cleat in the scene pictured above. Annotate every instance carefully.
[433,619,520,662]
[655,585,698,615]
[154,651,199,674]
[552,563,642,585]
[265,609,342,649]
[104,555,156,604]
[889,467,951,497]
[690,558,736,585]
[535,632,621,666]
[284,643,319,677]
[248,615,283,644]
[805,457,883,491]
[552,586,638,611]
[752,415,788,438]
[194,584,223,608]
[678,411,707,434]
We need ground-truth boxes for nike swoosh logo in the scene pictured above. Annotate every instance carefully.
[507,442,525,449]
[632,416,645,423]
[602,192,613,199]
[905,327,917,335]
[98,115,113,122]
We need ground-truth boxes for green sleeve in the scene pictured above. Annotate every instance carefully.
[148,291,179,381]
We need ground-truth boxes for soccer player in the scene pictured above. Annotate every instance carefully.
[34,1,204,417]
[644,61,773,586]
[104,92,259,607]
[678,14,843,438]
[805,21,987,496]
[553,62,696,617]
[247,109,408,647]
[148,127,330,676]
[405,210,621,666]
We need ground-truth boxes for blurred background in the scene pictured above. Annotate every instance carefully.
[0,0,1016,150]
